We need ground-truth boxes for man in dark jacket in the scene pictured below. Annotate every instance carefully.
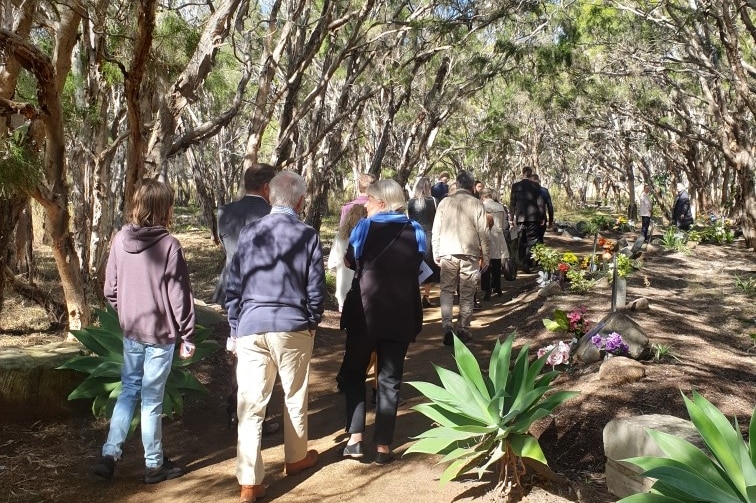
[431,171,451,201]
[212,163,277,304]
[530,173,553,244]
[510,166,546,272]
[672,182,694,230]
[213,163,279,437]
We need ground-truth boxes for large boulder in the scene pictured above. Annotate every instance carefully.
[0,342,87,422]
[573,311,650,364]
[604,414,703,498]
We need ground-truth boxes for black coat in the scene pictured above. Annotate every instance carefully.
[672,190,693,228]
[510,178,546,223]
[212,195,271,304]
[345,221,423,343]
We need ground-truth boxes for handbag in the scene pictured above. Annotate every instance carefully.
[502,257,517,281]
[340,276,366,332]
[339,222,409,333]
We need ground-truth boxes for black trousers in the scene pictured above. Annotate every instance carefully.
[481,258,502,293]
[641,216,651,241]
[518,222,541,269]
[342,330,409,446]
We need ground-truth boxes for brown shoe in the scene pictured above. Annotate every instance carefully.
[239,484,266,503]
[284,449,318,476]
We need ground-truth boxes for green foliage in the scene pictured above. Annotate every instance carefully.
[618,391,756,503]
[688,221,735,245]
[650,343,680,363]
[660,228,689,253]
[733,275,756,297]
[59,306,219,427]
[531,243,562,273]
[566,268,596,294]
[607,253,638,280]
[0,130,42,196]
[405,333,578,488]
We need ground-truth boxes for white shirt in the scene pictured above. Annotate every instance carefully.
[639,192,652,217]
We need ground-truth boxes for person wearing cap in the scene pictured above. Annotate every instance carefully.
[672,182,694,231]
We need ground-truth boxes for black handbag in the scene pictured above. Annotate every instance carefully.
[340,276,366,332]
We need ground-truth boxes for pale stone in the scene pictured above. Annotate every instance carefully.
[538,281,563,298]
[604,414,703,498]
[597,356,645,384]
[627,298,650,311]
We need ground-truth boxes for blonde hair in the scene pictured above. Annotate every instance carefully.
[357,173,377,193]
[338,204,366,240]
[366,179,407,213]
[131,179,174,227]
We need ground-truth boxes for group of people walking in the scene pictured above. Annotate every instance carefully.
[94,162,691,503]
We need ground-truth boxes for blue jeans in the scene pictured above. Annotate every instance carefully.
[102,337,174,468]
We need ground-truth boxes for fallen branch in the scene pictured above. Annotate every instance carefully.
[4,266,66,328]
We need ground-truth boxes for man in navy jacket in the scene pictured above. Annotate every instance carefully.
[226,171,326,503]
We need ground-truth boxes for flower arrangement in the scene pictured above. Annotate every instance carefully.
[531,243,561,273]
[591,331,629,356]
[537,340,571,369]
[561,252,579,265]
[543,307,592,340]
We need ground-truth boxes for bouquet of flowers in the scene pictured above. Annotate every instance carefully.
[537,340,571,369]
[591,332,630,356]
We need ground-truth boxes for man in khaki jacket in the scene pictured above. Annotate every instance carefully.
[432,171,490,346]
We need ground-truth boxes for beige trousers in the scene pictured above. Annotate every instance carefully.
[235,330,313,485]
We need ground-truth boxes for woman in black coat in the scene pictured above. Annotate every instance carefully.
[339,179,425,465]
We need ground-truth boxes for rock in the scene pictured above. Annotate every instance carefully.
[594,276,611,289]
[573,339,601,364]
[573,311,651,362]
[0,342,88,423]
[597,356,645,384]
[626,298,650,311]
[617,237,629,249]
[645,243,664,255]
[538,281,563,298]
[604,414,704,498]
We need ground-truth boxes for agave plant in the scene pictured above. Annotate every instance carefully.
[58,306,219,425]
[619,391,756,503]
[405,333,578,495]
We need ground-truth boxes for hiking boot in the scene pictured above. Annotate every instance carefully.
[284,449,318,475]
[240,484,266,503]
[93,455,116,480]
[144,458,185,484]
[483,290,491,301]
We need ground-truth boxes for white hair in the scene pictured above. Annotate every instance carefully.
[269,171,306,208]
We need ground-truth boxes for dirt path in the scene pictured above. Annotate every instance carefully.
[2,230,755,503]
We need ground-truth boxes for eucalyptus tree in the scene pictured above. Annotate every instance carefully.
[0,1,91,330]
[605,0,756,247]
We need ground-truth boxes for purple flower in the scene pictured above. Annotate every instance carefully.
[604,332,627,355]
[591,334,603,348]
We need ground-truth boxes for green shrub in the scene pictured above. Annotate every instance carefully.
[531,243,561,273]
[660,228,689,253]
[59,306,219,426]
[566,268,596,294]
[405,333,578,493]
[734,275,756,297]
[619,391,756,503]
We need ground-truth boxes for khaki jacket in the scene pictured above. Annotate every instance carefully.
[432,189,490,264]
